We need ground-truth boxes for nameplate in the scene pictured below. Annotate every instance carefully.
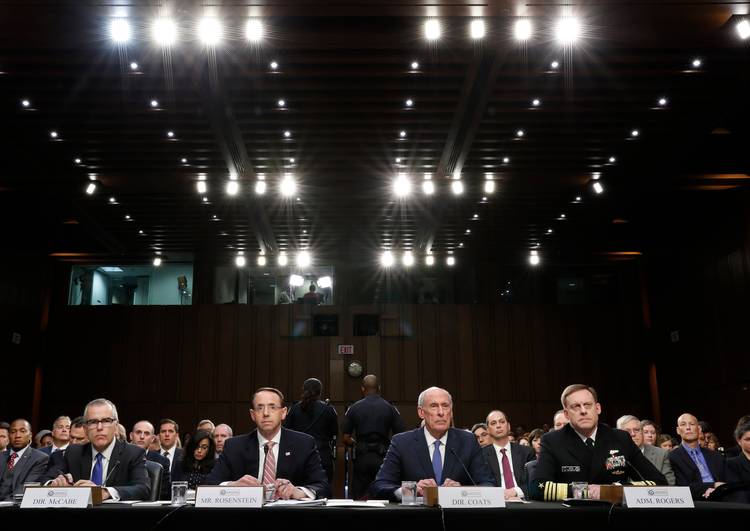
[426,487,505,508]
[195,486,263,508]
[623,486,694,509]
[21,487,91,508]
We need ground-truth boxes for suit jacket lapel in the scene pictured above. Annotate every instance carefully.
[442,430,459,483]
[108,440,125,485]
[81,444,93,482]
[562,427,591,475]
[674,446,699,479]
[245,431,260,478]
[276,429,291,480]
[414,429,436,481]
[510,443,525,483]
[12,451,32,490]
[485,447,501,485]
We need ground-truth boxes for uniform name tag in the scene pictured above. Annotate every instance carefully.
[623,486,694,508]
[561,466,580,472]
[435,487,505,508]
[21,487,91,508]
[195,486,263,508]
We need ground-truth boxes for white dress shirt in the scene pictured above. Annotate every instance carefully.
[90,438,120,501]
[161,446,177,469]
[8,443,30,461]
[394,428,448,501]
[51,443,69,453]
[257,430,313,499]
[493,441,525,498]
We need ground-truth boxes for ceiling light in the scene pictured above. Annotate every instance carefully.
[278,99,286,107]
[470,19,486,40]
[296,251,311,268]
[424,19,441,40]
[49,131,58,139]
[405,99,413,107]
[473,213,479,219]
[532,98,541,107]
[422,180,435,195]
[402,251,415,267]
[555,17,581,45]
[317,276,332,289]
[446,256,456,267]
[226,180,239,195]
[198,17,223,46]
[425,255,435,266]
[280,175,296,197]
[692,58,702,68]
[74,158,81,164]
[153,18,177,46]
[197,181,207,194]
[516,129,525,137]
[514,19,533,41]
[138,230,144,235]
[125,214,132,221]
[150,99,158,108]
[235,255,246,267]
[257,255,266,266]
[575,196,582,201]
[399,130,407,138]
[593,182,604,194]
[246,19,264,42]
[546,228,552,234]
[529,250,540,266]
[451,180,464,195]
[85,182,97,195]
[631,129,640,137]
[394,174,412,197]
[381,251,395,267]
[181,158,187,163]
[270,61,278,70]
[110,19,131,43]
[289,274,304,287]
[411,61,419,70]
[737,20,750,40]
[255,181,266,195]
[658,97,667,106]
[202,197,208,203]
[284,130,291,138]
[167,131,174,138]
[289,158,295,164]
[550,60,560,69]
[153,257,162,267]
[503,157,510,163]
[484,181,495,194]
[560,213,566,219]
[109,196,116,203]
[465,229,471,234]
[277,252,288,266]
[608,156,616,163]
[129,62,139,70]
[21,99,30,108]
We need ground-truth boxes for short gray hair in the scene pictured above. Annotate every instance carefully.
[616,414,640,429]
[83,398,119,421]
[417,387,452,408]
[53,416,71,428]
[215,423,233,436]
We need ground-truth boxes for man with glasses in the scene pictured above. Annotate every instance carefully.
[531,384,666,501]
[48,398,150,501]
[370,386,495,501]
[205,387,330,499]
[617,414,675,485]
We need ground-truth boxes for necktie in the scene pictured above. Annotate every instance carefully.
[432,440,443,483]
[7,452,18,471]
[500,448,515,489]
[163,450,169,458]
[91,453,104,485]
[262,442,276,485]
[586,438,595,450]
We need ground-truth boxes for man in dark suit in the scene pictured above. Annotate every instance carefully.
[531,384,666,501]
[44,416,88,481]
[158,418,183,476]
[205,387,329,499]
[48,398,150,501]
[483,410,536,499]
[39,416,71,456]
[130,420,171,500]
[0,419,49,500]
[370,386,495,501]
[669,412,726,499]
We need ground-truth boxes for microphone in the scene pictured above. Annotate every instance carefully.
[624,457,647,483]
[448,446,476,486]
[262,444,270,484]
[103,460,120,487]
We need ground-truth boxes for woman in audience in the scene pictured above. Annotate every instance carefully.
[641,419,659,446]
[656,434,674,451]
[518,436,530,447]
[706,433,722,453]
[174,429,216,489]
[529,428,545,459]
[726,422,750,503]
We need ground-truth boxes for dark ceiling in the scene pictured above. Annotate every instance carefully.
[1,1,748,269]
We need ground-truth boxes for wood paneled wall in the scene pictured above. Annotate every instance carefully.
[38,303,650,434]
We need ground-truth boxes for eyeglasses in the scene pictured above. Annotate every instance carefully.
[566,402,595,413]
[85,418,116,428]
[253,405,282,413]
[197,444,210,451]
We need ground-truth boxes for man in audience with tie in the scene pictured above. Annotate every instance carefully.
[0,422,9,453]
[370,386,495,501]
[158,418,183,476]
[483,410,536,499]
[617,414,675,485]
[0,419,49,500]
[130,420,172,500]
[39,416,71,456]
[48,398,150,500]
[205,387,330,499]
[531,384,666,501]
[214,424,233,457]
[668,412,726,499]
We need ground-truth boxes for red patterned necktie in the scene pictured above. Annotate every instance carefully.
[7,452,18,471]
[500,448,515,489]
[262,442,276,485]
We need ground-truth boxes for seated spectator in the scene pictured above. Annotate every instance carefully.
[528,428,545,459]
[641,419,659,446]
[0,419,49,500]
[668,413,726,499]
[35,429,53,448]
[725,415,750,458]
[726,422,750,502]
[518,436,530,447]
[617,414,675,485]
[0,421,9,452]
[657,434,675,451]
[698,421,713,449]
[470,423,491,447]
[174,429,215,489]
[706,433,722,453]
[39,416,70,455]
[196,419,215,433]
[69,417,88,445]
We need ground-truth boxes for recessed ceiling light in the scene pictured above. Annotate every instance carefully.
[529,250,540,266]
[280,174,296,197]
[411,61,419,70]
[555,17,581,45]
[181,157,187,163]
[465,229,471,234]
[550,60,560,69]
[74,158,81,164]
[516,129,525,137]
[150,99,159,108]
[575,196,582,201]
[424,19,441,41]
[125,214,131,220]
[503,157,510,164]
[129,62,139,71]
[197,181,207,194]
[283,130,291,138]
[270,61,278,70]
[692,58,702,68]
[425,254,435,266]
[255,181,266,195]
[381,251,394,267]
[296,251,311,268]
[278,99,286,107]
[560,213,566,219]
[593,182,604,194]
[138,230,144,235]
[21,99,30,108]
[608,156,616,163]
[49,131,58,139]
[631,129,640,137]
[393,174,412,197]
[289,158,295,163]
[484,181,495,194]
[546,228,553,234]
[166,131,174,138]
[257,255,266,266]
[85,182,97,195]
[277,252,288,266]
[451,180,464,195]
[152,18,177,46]
[514,19,533,41]
[235,255,246,267]
[399,130,407,138]
[226,180,239,195]
[422,180,435,195]
[446,256,456,267]
[402,251,415,267]
[532,98,541,107]
[110,18,131,43]
[473,213,479,219]
[109,197,116,203]
[246,19,264,42]
[405,99,413,107]
[198,17,223,46]
[658,97,667,106]
[737,20,750,40]
[153,257,162,267]
[470,19,485,40]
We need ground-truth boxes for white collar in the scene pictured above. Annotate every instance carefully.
[573,426,598,444]
[424,427,448,447]
[93,437,117,460]
[493,439,512,453]
[257,429,282,447]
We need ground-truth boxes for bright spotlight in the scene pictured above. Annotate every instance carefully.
[484,180,495,194]
[593,181,604,194]
[153,257,162,267]
[425,255,435,266]
[470,20,485,40]
[381,251,395,267]
[198,17,223,46]
[737,20,750,40]
[514,19,532,41]
[422,180,435,195]
[451,180,464,195]
[235,255,246,267]
[296,251,311,268]
[110,19,131,43]
[280,175,297,197]
[255,181,266,195]
[393,174,412,197]
[289,274,304,287]
[425,19,441,40]
[257,255,266,266]
[153,18,177,46]
[277,252,288,266]
[226,180,239,195]
[317,276,332,289]
[85,182,97,195]
[197,181,207,194]
[555,17,581,45]
[446,256,456,267]
[246,19,264,42]
[402,251,415,267]
[529,250,540,266]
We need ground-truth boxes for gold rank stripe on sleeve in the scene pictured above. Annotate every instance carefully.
[630,480,656,486]
[542,481,569,501]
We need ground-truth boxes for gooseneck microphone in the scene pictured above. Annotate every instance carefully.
[103,460,120,487]
[448,446,476,486]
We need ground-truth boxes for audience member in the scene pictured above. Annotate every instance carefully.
[174,429,215,489]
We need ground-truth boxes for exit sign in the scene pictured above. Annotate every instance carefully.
[338,344,354,355]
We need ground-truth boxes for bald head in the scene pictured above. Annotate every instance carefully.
[362,374,379,394]
[676,413,701,446]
